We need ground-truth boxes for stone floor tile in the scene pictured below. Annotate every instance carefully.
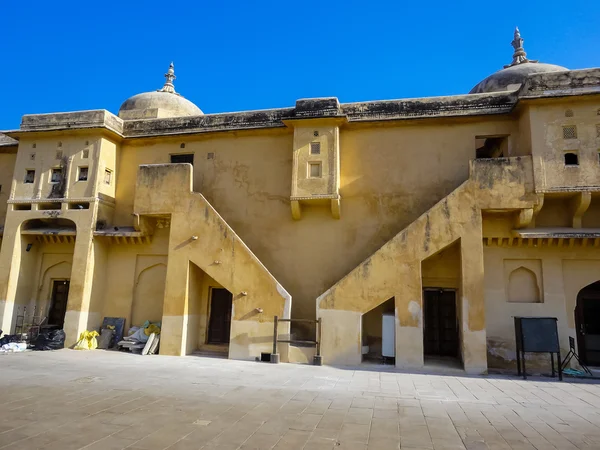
[5,352,600,450]
[339,423,370,444]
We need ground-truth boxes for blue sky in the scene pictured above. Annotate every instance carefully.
[1,0,598,130]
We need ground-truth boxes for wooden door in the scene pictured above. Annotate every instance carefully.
[207,288,233,344]
[423,290,459,357]
[48,280,70,329]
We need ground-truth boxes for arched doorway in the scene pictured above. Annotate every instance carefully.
[575,281,600,366]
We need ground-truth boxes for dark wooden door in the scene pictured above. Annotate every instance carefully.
[575,282,600,366]
[48,280,70,329]
[207,288,233,344]
[423,290,459,357]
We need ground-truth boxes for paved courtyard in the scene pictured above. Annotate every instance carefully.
[2,351,600,449]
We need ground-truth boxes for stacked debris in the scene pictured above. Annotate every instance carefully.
[118,321,161,355]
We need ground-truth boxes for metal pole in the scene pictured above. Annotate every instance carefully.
[272,316,278,355]
[317,318,322,357]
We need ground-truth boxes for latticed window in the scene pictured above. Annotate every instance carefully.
[565,109,574,117]
[310,142,321,155]
[563,125,577,139]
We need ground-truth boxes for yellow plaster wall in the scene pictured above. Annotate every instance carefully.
[291,123,340,198]
[13,137,101,201]
[484,245,600,369]
[0,152,17,225]
[529,99,600,192]
[535,197,572,228]
[317,156,536,372]
[194,272,223,350]
[134,163,291,359]
[131,256,167,326]
[185,261,204,355]
[101,226,169,329]
[33,247,74,317]
[421,242,461,289]
[582,197,600,228]
[97,139,117,199]
[113,118,516,323]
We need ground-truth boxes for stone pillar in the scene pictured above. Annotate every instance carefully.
[459,233,488,374]
[160,247,189,356]
[0,217,25,334]
[62,216,96,346]
[318,308,362,366]
[395,261,424,369]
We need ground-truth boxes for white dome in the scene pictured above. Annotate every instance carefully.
[118,63,203,120]
[469,28,568,94]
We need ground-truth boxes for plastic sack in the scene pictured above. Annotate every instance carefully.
[34,329,66,351]
[0,334,20,347]
[144,324,161,336]
[97,328,114,350]
[127,327,149,343]
[0,342,27,352]
[74,330,99,350]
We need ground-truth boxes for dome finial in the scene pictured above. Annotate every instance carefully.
[504,27,538,68]
[158,62,177,94]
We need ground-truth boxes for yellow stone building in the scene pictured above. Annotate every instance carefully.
[1,29,599,373]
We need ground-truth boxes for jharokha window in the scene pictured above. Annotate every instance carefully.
[50,168,62,183]
[78,167,89,181]
[24,170,35,184]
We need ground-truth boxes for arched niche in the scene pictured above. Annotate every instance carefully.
[38,260,72,315]
[508,267,541,303]
[131,263,167,326]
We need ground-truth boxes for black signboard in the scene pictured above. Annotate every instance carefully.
[514,317,562,380]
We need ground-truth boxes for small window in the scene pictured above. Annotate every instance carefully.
[82,149,89,159]
[50,168,62,183]
[308,162,322,178]
[563,125,577,140]
[475,136,508,159]
[32,143,36,149]
[564,152,579,166]
[596,124,600,138]
[170,154,194,165]
[180,143,186,149]
[30,152,35,160]
[207,152,214,160]
[565,109,574,117]
[78,167,88,181]
[56,150,63,159]
[57,141,62,148]
[104,169,112,185]
[24,170,35,183]
[310,142,321,155]
[597,151,600,164]
[313,130,319,137]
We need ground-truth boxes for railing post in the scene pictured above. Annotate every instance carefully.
[313,317,323,366]
[271,316,280,363]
